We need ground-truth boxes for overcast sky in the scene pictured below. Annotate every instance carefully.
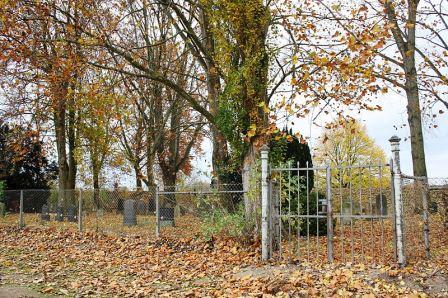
[191,91,447,182]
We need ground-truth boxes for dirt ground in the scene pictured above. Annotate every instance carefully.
[1,224,447,297]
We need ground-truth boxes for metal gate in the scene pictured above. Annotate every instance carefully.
[267,162,395,265]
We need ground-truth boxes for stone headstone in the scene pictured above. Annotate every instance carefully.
[136,200,147,215]
[55,206,64,221]
[341,204,351,225]
[375,194,388,216]
[159,207,174,227]
[41,204,50,221]
[0,202,5,217]
[123,199,136,226]
[96,208,104,218]
[429,201,438,214]
[67,205,76,222]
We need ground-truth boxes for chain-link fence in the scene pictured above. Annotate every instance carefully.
[0,185,245,239]
[402,177,448,262]
[157,184,245,239]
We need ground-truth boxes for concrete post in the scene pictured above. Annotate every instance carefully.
[326,166,334,263]
[261,145,270,261]
[389,135,406,267]
[19,190,24,228]
[155,186,160,238]
[421,178,430,258]
[78,190,83,232]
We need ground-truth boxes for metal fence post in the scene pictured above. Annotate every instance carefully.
[261,145,270,261]
[78,189,83,232]
[155,186,160,238]
[389,135,406,267]
[19,190,24,228]
[326,166,334,263]
[390,158,397,262]
[421,178,430,258]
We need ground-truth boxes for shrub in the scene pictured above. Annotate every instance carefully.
[282,190,331,236]
[201,204,254,243]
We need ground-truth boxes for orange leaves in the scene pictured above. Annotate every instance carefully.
[0,223,446,296]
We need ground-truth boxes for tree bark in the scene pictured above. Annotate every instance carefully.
[200,10,229,183]
[405,73,427,177]
[67,103,77,190]
[384,0,428,178]
[92,165,100,208]
[53,84,69,202]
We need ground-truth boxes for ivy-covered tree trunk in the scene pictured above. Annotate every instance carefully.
[237,1,270,222]
[200,10,229,184]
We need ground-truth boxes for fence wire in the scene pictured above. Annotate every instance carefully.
[0,185,245,239]
[402,177,448,262]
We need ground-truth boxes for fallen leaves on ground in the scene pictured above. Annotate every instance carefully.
[1,226,447,297]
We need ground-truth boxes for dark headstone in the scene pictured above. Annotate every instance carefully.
[0,202,5,217]
[97,208,104,218]
[429,201,438,214]
[375,194,388,216]
[123,199,136,226]
[67,205,76,222]
[55,206,64,221]
[159,207,175,227]
[136,200,147,215]
[41,204,50,221]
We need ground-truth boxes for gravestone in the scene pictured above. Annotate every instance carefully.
[123,199,136,226]
[41,204,50,221]
[159,207,175,227]
[97,208,104,218]
[55,206,64,221]
[0,202,5,217]
[136,200,147,215]
[375,194,388,216]
[341,204,352,225]
[67,205,76,222]
[340,200,361,225]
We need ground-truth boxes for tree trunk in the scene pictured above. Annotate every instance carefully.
[67,106,77,190]
[162,171,176,208]
[200,10,229,184]
[242,142,260,218]
[92,167,100,209]
[54,96,68,206]
[208,72,229,183]
[405,73,427,178]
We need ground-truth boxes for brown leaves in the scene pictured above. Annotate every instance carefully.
[0,224,446,296]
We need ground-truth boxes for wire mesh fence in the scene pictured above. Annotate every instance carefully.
[402,177,448,263]
[0,185,245,239]
[157,184,245,239]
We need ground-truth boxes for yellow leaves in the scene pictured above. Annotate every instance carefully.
[247,124,257,138]
[348,35,357,51]
[292,55,298,65]
[331,4,341,11]
[258,101,270,113]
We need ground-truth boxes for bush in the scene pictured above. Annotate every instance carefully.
[201,204,254,243]
[282,190,334,236]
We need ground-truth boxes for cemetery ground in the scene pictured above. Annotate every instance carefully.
[0,215,447,297]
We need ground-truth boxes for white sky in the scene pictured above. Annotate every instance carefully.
[191,91,447,181]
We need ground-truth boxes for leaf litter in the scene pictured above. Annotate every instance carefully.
[0,226,446,297]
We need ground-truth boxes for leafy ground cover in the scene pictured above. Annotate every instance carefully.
[0,224,447,297]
